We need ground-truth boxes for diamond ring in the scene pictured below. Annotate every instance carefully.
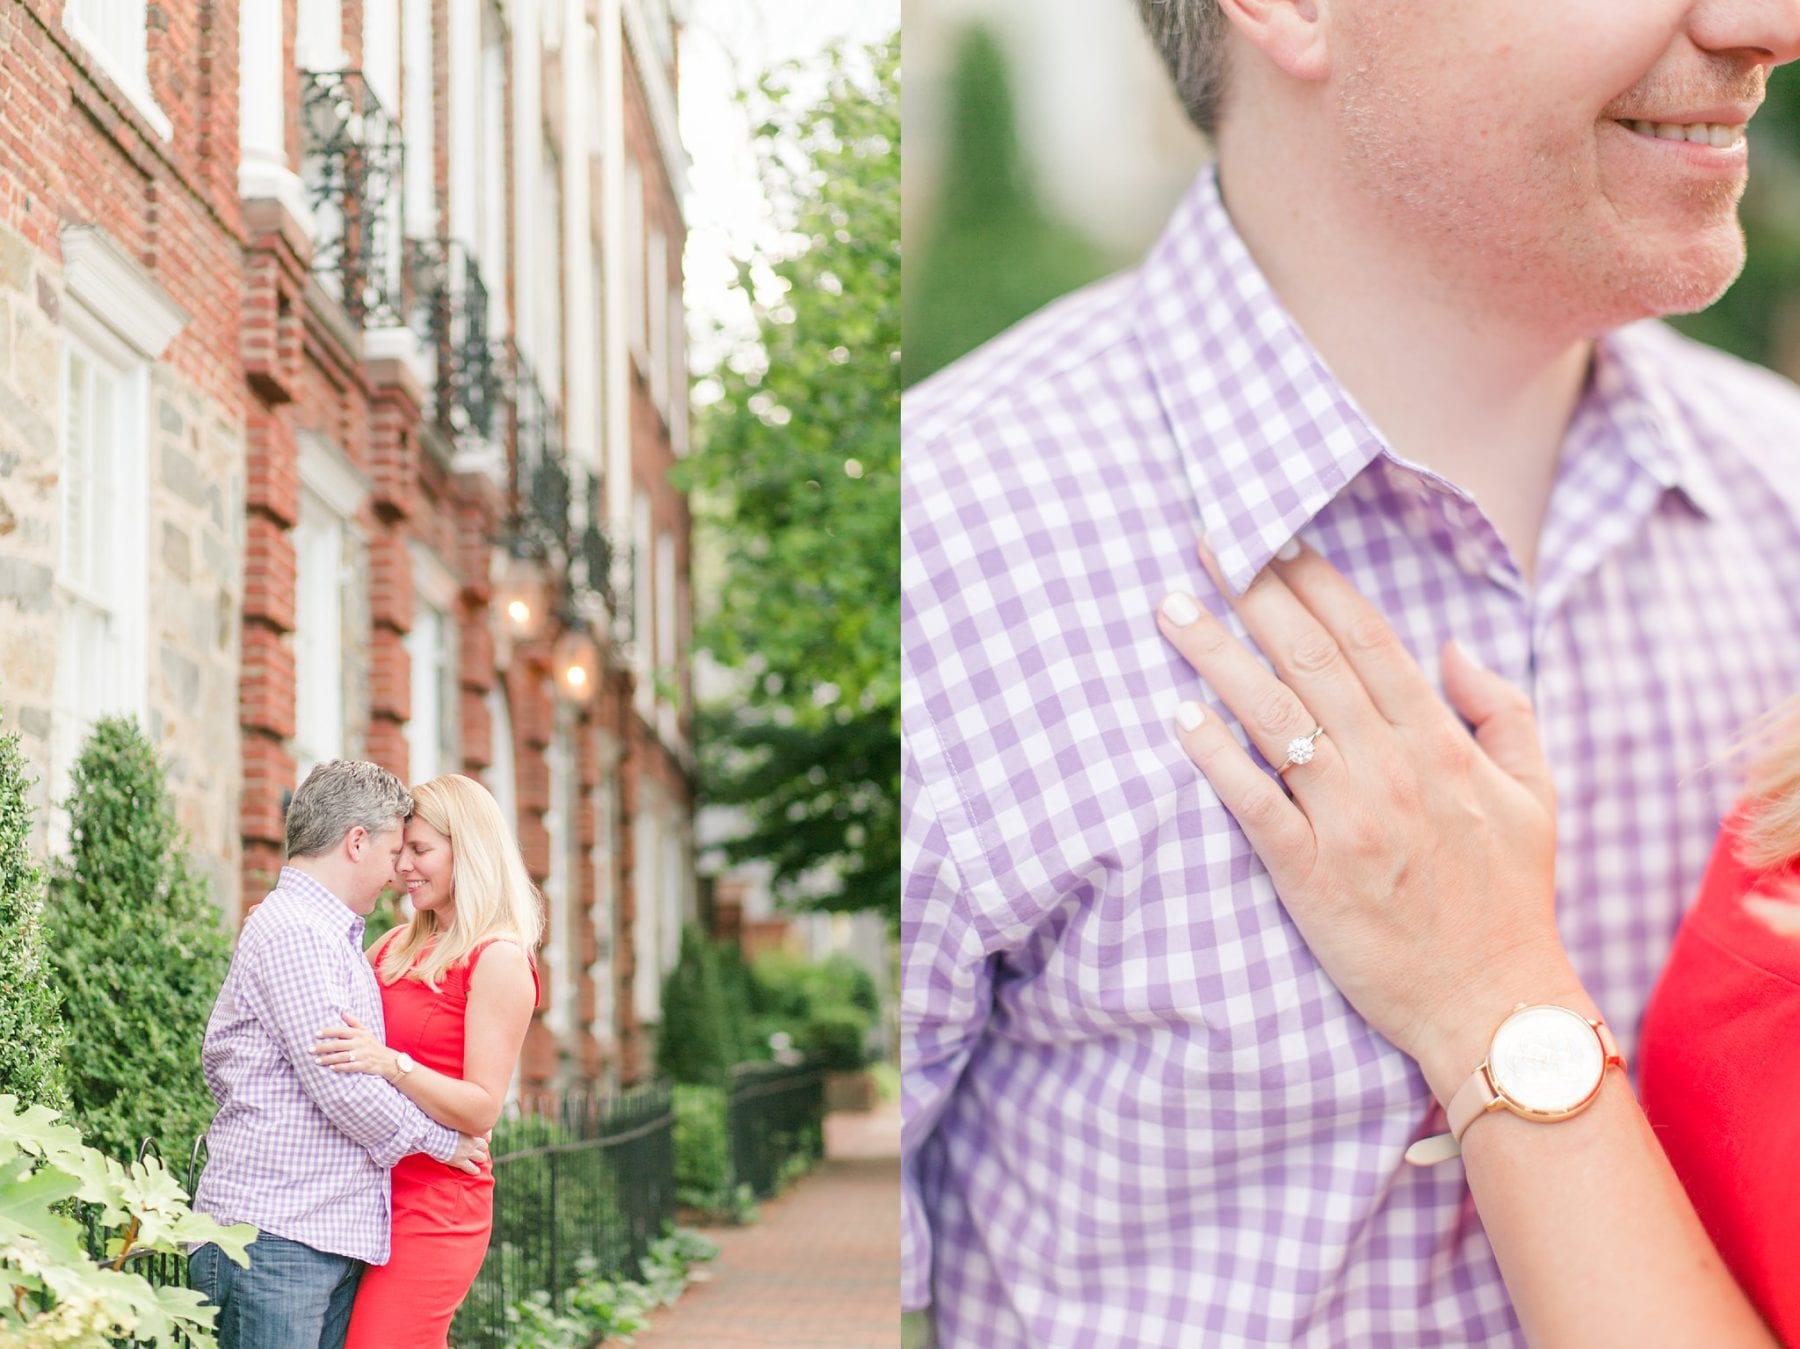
[1277,726,1325,773]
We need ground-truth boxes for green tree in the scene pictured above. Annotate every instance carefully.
[46,717,233,1161]
[902,23,1108,389]
[674,35,900,924]
[657,926,736,1088]
[0,714,67,1112]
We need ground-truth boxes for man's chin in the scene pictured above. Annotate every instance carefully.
[1605,224,1746,326]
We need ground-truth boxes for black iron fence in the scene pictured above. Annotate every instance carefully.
[452,1081,676,1348]
[79,1083,675,1349]
[727,1062,826,1200]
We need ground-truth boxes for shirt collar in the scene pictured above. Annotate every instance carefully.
[276,865,367,944]
[1132,169,1389,595]
[1132,170,1725,595]
[1586,323,1731,521]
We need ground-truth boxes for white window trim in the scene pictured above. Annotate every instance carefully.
[666,283,686,455]
[587,733,618,1058]
[297,431,368,520]
[632,781,662,1024]
[63,3,173,142]
[647,228,668,413]
[293,435,367,783]
[624,160,647,373]
[49,306,151,850]
[293,489,348,782]
[543,709,579,1045]
[406,543,460,785]
[60,226,187,361]
[619,0,687,203]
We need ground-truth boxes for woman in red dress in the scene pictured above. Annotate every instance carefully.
[1153,540,1797,1345]
[311,773,542,1348]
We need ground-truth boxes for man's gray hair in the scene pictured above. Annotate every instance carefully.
[285,759,413,859]
[1135,0,1230,138]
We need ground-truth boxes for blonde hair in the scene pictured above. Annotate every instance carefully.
[378,774,543,990]
[1737,694,1800,872]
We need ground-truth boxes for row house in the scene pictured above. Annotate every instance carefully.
[0,0,696,1090]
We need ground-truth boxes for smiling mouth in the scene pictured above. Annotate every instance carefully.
[1616,118,1746,149]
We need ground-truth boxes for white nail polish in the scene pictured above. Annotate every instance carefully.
[1161,593,1202,626]
[1275,537,1302,563]
[1175,702,1205,731]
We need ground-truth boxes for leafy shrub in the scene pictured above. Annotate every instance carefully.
[748,949,878,1067]
[494,1229,718,1347]
[657,926,735,1087]
[0,1092,255,1346]
[45,716,233,1162]
[713,939,761,1060]
[802,1002,870,1072]
[673,1084,732,1215]
[0,715,67,1111]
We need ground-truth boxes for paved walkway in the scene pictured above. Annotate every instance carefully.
[640,1102,901,1347]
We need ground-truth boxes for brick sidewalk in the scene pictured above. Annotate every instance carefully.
[640,1103,900,1347]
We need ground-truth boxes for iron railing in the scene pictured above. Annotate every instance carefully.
[79,1085,675,1349]
[726,1062,825,1200]
[299,69,403,327]
[403,236,503,439]
[452,1082,676,1347]
[81,1137,209,1348]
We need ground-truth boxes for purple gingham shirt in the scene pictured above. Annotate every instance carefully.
[902,170,1800,1346]
[193,867,458,1264]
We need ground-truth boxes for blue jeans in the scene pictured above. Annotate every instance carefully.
[189,1233,365,1349]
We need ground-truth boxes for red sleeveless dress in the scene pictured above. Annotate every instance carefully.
[343,936,538,1348]
[1639,807,1800,1345]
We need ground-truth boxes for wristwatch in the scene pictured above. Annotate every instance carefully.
[392,1051,417,1079]
[1404,1003,1624,1167]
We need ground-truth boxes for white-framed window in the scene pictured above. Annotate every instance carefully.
[484,676,517,832]
[655,530,677,743]
[405,545,459,784]
[632,780,662,1024]
[632,490,654,716]
[63,0,170,140]
[50,318,149,845]
[666,282,687,455]
[625,159,646,369]
[538,134,564,399]
[542,709,580,1048]
[647,227,668,411]
[661,807,686,972]
[293,437,367,783]
[479,5,508,336]
[588,734,618,1058]
[402,0,436,240]
[293,494,347,781]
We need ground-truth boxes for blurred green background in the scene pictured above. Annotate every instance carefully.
[904,18,1800,391]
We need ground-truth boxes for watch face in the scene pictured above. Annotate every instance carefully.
[1488,1005,1605,1117]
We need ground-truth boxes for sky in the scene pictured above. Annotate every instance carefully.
[677,0,899,383]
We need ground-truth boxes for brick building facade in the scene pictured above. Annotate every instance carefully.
[0,0,695,1091]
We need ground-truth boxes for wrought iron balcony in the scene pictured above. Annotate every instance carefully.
[511,352,569,554]
[299,69,403,327]
[401,237,502,440]
[578,470,617,613]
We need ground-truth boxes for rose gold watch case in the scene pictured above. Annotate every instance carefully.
[1478,1003,1613,1124]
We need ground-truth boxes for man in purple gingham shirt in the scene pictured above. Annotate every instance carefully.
[189,761,485,1348]
[903,4,1800,1344]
